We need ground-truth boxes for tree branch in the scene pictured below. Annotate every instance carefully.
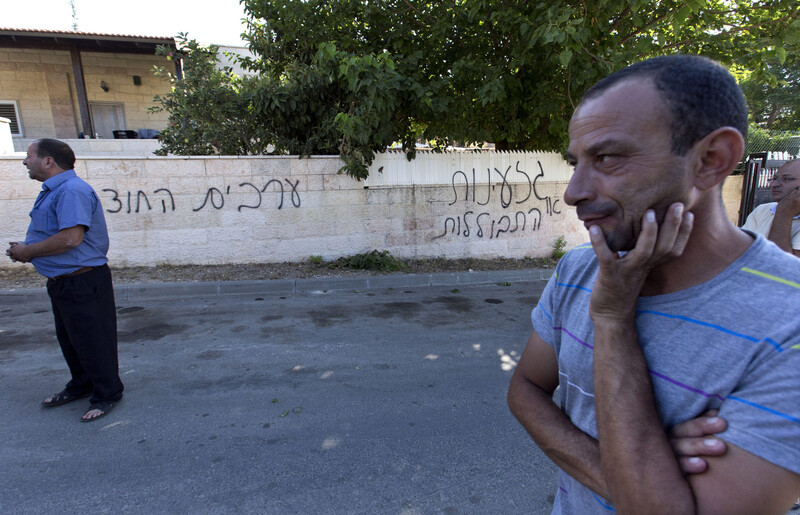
[617,4,685,47]
[609,5,632,31]
[721,10,800,36]
[579,43,613,65]
[401,0,435,28]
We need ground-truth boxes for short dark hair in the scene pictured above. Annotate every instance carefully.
[34,138,76,170]
[581,55,748,156]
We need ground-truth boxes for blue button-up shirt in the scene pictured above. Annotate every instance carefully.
[25,170,109,278]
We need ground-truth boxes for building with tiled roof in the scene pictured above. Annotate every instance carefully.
[0,28,178,141]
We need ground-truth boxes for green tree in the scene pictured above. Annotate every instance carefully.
[740,61,800,131]
[150,35,272,156]
[248,42,425,176]
[241,0,799,177]
[157,3,800,179]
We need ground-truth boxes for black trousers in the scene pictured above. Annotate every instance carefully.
[46,264,124,404]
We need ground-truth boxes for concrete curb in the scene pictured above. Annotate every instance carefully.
[0,268,554,303]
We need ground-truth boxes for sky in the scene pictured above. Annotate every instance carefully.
[3,0,250,46]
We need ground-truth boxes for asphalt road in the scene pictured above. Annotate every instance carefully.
[0,271,558,514]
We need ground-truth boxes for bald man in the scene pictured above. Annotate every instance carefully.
[741,159,800,258]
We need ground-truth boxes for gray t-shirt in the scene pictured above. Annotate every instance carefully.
[531,234,800,514]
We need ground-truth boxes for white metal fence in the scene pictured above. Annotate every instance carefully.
[755,151,797,188]
[366,149,571,187]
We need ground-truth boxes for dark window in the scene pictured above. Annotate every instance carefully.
[0,102,22,136]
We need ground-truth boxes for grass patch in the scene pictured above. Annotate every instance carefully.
[552,236,567,260]
[329,250,408,272]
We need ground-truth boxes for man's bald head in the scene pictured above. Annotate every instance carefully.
[770,159,800,202]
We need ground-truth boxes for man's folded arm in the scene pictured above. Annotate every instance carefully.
[688,441,800,515]
[8,226,84,262]
[592,317,800,515]
[507,329,610,498]
[507,328,800,513]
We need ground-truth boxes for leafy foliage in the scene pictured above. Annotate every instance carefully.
[155,4,800,178]
[244,0,800,176]
[150,35,271,156]
[739,61,800,131]
[247,42,422,178]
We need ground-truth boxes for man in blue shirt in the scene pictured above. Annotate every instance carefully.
[7,139,123,422]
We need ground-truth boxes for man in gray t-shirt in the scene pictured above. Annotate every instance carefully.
[507,55,800,514]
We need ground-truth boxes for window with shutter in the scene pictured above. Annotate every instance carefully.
[0,102,22,136]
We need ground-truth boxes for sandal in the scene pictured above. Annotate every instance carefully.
[81,400,116,423]
[41,390,90,407]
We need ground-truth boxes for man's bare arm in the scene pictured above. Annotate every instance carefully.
[6,226,84,263]
[587,203,695,511]
[508,329,731,500]
[507,330,610,498]
[690,442,800,514]
[592,315,696,512]
[589,204,800,513]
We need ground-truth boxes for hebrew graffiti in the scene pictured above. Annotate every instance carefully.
[433,209,546,240]
[434,160,562,241]
[103,188,175,214]
[193,187,226,211]
[237,182,261,211]
[102,178,302,216]
[153,188,175,212]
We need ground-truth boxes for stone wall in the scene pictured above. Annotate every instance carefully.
[722,175,744,226]
[0,152,745,269]
[0,48,170,139]
[0,152,585,267]
[13,138,161,156]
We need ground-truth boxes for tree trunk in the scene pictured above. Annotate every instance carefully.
[766,103,780,129]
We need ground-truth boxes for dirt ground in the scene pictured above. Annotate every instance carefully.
[0,256,557,290]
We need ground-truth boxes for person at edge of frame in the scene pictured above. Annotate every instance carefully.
[741,158,800,258]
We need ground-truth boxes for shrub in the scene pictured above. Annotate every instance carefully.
[330,250,407,272]
[552,236,567,260]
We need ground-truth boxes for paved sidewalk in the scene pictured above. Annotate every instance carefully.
[0,268,555,302]
[0,269,558,514]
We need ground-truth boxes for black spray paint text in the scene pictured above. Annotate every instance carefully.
[102,178,301,214]
[433,160,561,240]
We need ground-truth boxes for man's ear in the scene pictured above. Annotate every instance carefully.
[690,127,745,191]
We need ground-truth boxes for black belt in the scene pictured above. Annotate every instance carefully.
[53,266,95,280]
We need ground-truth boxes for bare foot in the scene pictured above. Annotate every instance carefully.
[80,401,116,422]
[81,408,105,421]
[41,390,90,407]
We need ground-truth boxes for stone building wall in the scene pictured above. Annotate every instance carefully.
[0,47,170,140]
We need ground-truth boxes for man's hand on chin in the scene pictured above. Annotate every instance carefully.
[588,202,694,321]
